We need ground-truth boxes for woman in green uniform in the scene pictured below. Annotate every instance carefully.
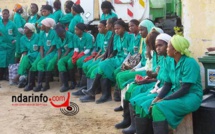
[68,4,84,33]
[115,29,160,132]
[27,3,40,24]
[82,21,111,76]
[55,24,75,92]
[59,1,74,29]
[117,33,172,134]
[53,0,63,23]
[13,4,26,62]
[80,20,134,103]
[147,35,203,134]
[36,5,55,30]
[67,23,93,89]
[113,20,156,111]
[80,20,112,91]
[0,9,18,80]
[14,23,39,89]
[100,1,118,20]
[72,17,118,96]
[115,20,155,91]
[33,18,57,92]
[113,19,141,101]
[123,29,162,101]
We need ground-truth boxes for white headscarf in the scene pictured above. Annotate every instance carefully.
[152,27,164,34]
[41,18,56,28]
[156,33,171,43]
[24,23,36,33]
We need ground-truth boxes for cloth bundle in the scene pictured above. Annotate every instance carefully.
[134,75,157,84]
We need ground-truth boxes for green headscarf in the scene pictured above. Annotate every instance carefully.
[171,35,192,57]
[139,19,155,33]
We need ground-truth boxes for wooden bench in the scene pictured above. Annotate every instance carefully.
[173,113,193,134]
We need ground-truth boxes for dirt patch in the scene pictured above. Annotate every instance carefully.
[0,80,123,134]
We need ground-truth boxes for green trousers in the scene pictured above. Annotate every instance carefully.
[58,55,70,72]
[152,105,166,121]
[83,58,100,78]
[132,94,156,119]
[37,55,58,71]
[18,55,31,75]
[137,97,154,118]
[116,70,144,90]
[98,57,123,81]
[125,81,156,101]
[57,52,73,72]
[129,92,157,116]
[87,64,99,79]
[76,55,88,69]
[82,59,94,74]
[67,57,75,70]
[30,56,41,71]
[113,67,121,81]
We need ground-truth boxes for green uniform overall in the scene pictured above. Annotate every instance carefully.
[0,20,18,67]
[97,32,134,82]
[100,11,118,20]
[129,56,171,116]
[35,14,55,33]
[124,51,159,101]
[53,9,63,23]
[82,31,112,77]
[27,14,40,24]
[36,29,57,71]
[57,31,75,72]
[59,13,73,30]
[68,14,83,33]
[87,32,117,79]
[67,32,93,70]
[36,14,55,27]
[114,33,142,84]
[152,56,203,129]
[13,13,26,57]
[18,33,39,75]
[116,39,148,90]
[59,13,73,24]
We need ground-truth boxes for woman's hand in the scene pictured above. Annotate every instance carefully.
[149,97,162,113]
[152,97,162,104]
[146,70,153,77]
[130,69,135,72]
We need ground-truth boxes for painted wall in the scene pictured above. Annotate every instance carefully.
[0,0,46,10]
[182,0,215,87]
[0,0,46,18]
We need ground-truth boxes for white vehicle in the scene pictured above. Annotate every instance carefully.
[50,0,182,35]
[59,0,150,24]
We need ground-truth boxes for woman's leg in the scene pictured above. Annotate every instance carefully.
[18,55,31,75]
[58,55,71,92]
[67,58,76,89]
[42,55,58,91]
[33,58,46,92]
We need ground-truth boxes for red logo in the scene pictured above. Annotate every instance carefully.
[49,92,79,116]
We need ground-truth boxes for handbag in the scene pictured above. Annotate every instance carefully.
[121,53,141,71]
